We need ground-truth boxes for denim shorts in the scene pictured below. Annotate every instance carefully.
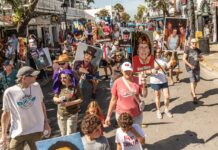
[188,70,200,83]
[150,82,169,91]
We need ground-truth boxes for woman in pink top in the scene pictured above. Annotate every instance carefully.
[105,62,148,126]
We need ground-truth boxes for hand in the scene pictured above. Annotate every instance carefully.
[0,135,7,147]
[104,116,111,126]
[79,68,89,74]
[190,65,195,70]
[44,121,51,138]
[151,69,157,74]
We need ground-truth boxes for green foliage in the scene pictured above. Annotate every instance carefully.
[113,3,124,12]
[96,9,110,18]
[135,4,146,22]
[121,12,130,22]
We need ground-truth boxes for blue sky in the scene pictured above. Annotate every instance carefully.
[91,0,145,18]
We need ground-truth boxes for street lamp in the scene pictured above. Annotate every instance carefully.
[61,0,68,35]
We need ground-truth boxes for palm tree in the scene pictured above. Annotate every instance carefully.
[189,0,196,38]
[113,3,124,12]
[96,9,110,18]
[135,4,146,23]
[120,12,130,23]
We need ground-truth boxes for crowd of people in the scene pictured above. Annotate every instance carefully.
[0,19,204,150]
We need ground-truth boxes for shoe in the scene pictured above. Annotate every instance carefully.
[193,97,198,104]
[156,110,162,119]
[164,111,173,118]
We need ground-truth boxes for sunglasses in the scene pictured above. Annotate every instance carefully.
[116,54,122,57]
[60,76,67,80]
[58,62,66,66]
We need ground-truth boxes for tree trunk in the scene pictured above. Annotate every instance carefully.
[190,0,196,38]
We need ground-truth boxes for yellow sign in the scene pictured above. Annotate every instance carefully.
[196,31,203,38]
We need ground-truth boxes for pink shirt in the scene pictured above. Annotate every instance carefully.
[111,77,142,118]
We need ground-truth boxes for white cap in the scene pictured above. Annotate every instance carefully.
[121,62,133,71]
[191,38,197,43]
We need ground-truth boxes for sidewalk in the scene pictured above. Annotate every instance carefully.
[200,43,218,72]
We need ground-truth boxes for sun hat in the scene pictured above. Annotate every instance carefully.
[57,54,70,62]
[121,62,133,71]
[17,66,40,78]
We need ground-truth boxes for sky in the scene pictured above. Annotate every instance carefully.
[91,0,146,19]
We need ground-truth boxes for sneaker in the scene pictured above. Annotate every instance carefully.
[156,110,162,119]
[164,111,173,118]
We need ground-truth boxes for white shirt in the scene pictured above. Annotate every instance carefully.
[115,124,145,150]
[150,58,170,84]
[2,82,44,138]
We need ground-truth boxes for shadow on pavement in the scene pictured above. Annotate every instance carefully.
[198,88,218,101]
[200,77,218,81]
[143,130,204,150]
[179,77,190,83]
[171,101,204,114]
[145,97,180,112]
[205,133,218,143]
[146,122,174,126]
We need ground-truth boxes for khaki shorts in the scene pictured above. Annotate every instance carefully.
[9,132,42,150]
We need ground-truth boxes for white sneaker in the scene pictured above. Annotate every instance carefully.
[156,110,162,119]
[165,111,173,118]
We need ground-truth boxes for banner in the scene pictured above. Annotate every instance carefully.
[164,17,188,51]
[132,31,154,73]
[74,42,103,67]
[36,132,84,150]
[30,48,50,70]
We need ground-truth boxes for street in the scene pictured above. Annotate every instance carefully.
[37,58,218,150]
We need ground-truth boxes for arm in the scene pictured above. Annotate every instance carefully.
[130,127,145,145]
[105,95,117,126]
[41,102,51,137]
[0,111,10,145]
[117,143,122,150]
[62,99,82,107]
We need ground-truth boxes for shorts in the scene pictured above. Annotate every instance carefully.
[188,70,200,82]
[150,82,168,91]
[100,60,108,67]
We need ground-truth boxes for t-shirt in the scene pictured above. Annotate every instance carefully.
[133,55,154,72]
[168,35,179,50]
[2,82,44,138]
[115,124,145,150]
[184,46,201,71]
[82,136,110,150]
[111,77,142,118]
[150,58,169,84]
[0,70,17,90]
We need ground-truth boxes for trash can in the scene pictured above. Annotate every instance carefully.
[198,37,210,54]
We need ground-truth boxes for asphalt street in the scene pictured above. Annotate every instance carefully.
[1,58,218,150]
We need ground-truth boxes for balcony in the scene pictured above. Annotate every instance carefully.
[35,0,85,19]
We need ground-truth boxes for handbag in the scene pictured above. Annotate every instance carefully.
[122,77,145,112]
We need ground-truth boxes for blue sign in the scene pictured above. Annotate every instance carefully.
[36,132,84,150]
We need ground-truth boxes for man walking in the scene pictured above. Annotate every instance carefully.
[183,39,203,104]
[0,66,51,150]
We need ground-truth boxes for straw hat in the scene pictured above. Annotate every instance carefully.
[57,54,70,62]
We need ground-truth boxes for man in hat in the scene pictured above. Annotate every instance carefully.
[0,60,17,91]
[73,47,98,112]
[183,39,203,104]
[0,66,51,150]
[119,29,131,59]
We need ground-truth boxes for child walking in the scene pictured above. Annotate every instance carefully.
[115,112,145,150]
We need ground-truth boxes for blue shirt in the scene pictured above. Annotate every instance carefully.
[0,69,17,90]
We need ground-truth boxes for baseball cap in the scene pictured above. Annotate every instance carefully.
[121,62,133,71]
[191,39,197,43]
[17,66,40,78]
